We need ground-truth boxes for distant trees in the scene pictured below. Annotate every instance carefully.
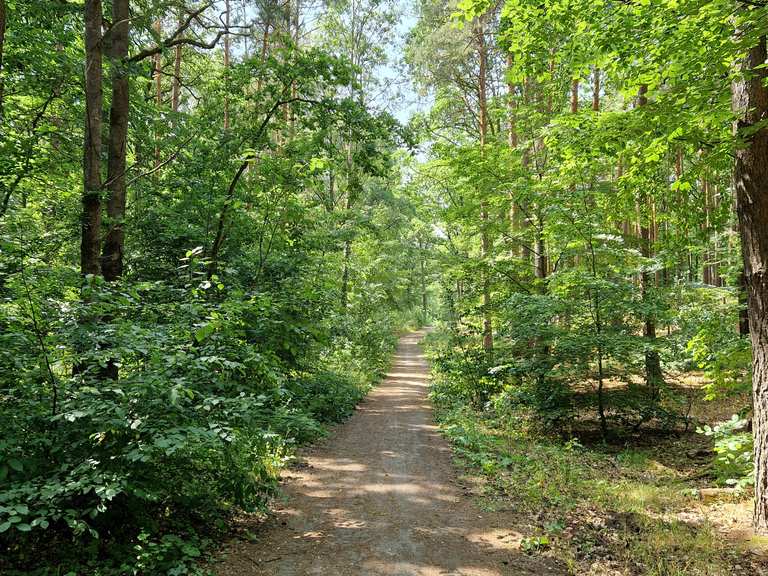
[409,0,767,530]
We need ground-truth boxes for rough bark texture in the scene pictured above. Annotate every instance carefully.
[102,0,130,283]
[81,0,103,277]
[732,35,768,533]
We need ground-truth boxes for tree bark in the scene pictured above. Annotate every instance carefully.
[732,33,768,533]
[81,0,103,277]
[153,19,162,166]
[102,0,129,283]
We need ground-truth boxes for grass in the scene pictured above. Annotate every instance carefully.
[434,402,765,575]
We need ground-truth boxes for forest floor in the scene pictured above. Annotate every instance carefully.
[211,330,567,575]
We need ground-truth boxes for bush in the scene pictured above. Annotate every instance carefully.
[698,415,754,489]
[0,276,401,575]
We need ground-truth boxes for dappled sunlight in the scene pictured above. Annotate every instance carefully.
[215,331,564,575]
[360,560,504,576]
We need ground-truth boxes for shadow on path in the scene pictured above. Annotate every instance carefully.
[214,331,566,576]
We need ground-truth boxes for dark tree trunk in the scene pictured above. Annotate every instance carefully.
[81,0,103,277]
[102,0,130,283]
[732,34,768,533]
[534,222,547,280]
[740,270,751,336]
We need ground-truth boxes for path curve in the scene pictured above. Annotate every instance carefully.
[215,330,565,576]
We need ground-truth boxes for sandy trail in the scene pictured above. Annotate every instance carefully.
[215,330,565,576]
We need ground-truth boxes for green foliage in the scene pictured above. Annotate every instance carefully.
[698,415,754,489]
[686,299,751,400]
[0,1,429,572]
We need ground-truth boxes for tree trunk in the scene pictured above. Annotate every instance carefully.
[419,238,428,318]
[592,67,600,112]
[534,215,547,280]
[0,0,6,124]
[153,19,162,166]
[341,239,351,308]
[81,0,103,277]
[477,18,492,355]
[506,54,518,148]
[224,0,231,130]
[102,0,129,283]
[740,270,751,336]
[171,12,182,112]
[732,33,768,533]
[506,54,521,257]
[636,84,663,397]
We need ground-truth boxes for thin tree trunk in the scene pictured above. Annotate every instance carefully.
[0,0,6,124]
[171,12,182,112]
[732,33,768,533]
[420,251,427,318]
[81,0,103,277]
[224,0,231,130]
[506,54,520,257]
[636,84,663,397]
[477,17,492,355]
[592,67,600,112]
[153,19,162,166]
[507,54,518,148]
[341,240,351,308]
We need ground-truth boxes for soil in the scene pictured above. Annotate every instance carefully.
[213,331,566,576]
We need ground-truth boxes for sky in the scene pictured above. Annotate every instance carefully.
[217,0,429,124]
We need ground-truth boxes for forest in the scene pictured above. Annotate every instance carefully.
[2,0,768,574]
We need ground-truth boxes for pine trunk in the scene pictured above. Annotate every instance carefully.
[732,34,768,533]
[81,0,103,277]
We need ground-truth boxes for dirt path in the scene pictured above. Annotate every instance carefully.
[215,331,565,576]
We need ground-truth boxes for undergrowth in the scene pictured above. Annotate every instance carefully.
[426,333,761,576]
